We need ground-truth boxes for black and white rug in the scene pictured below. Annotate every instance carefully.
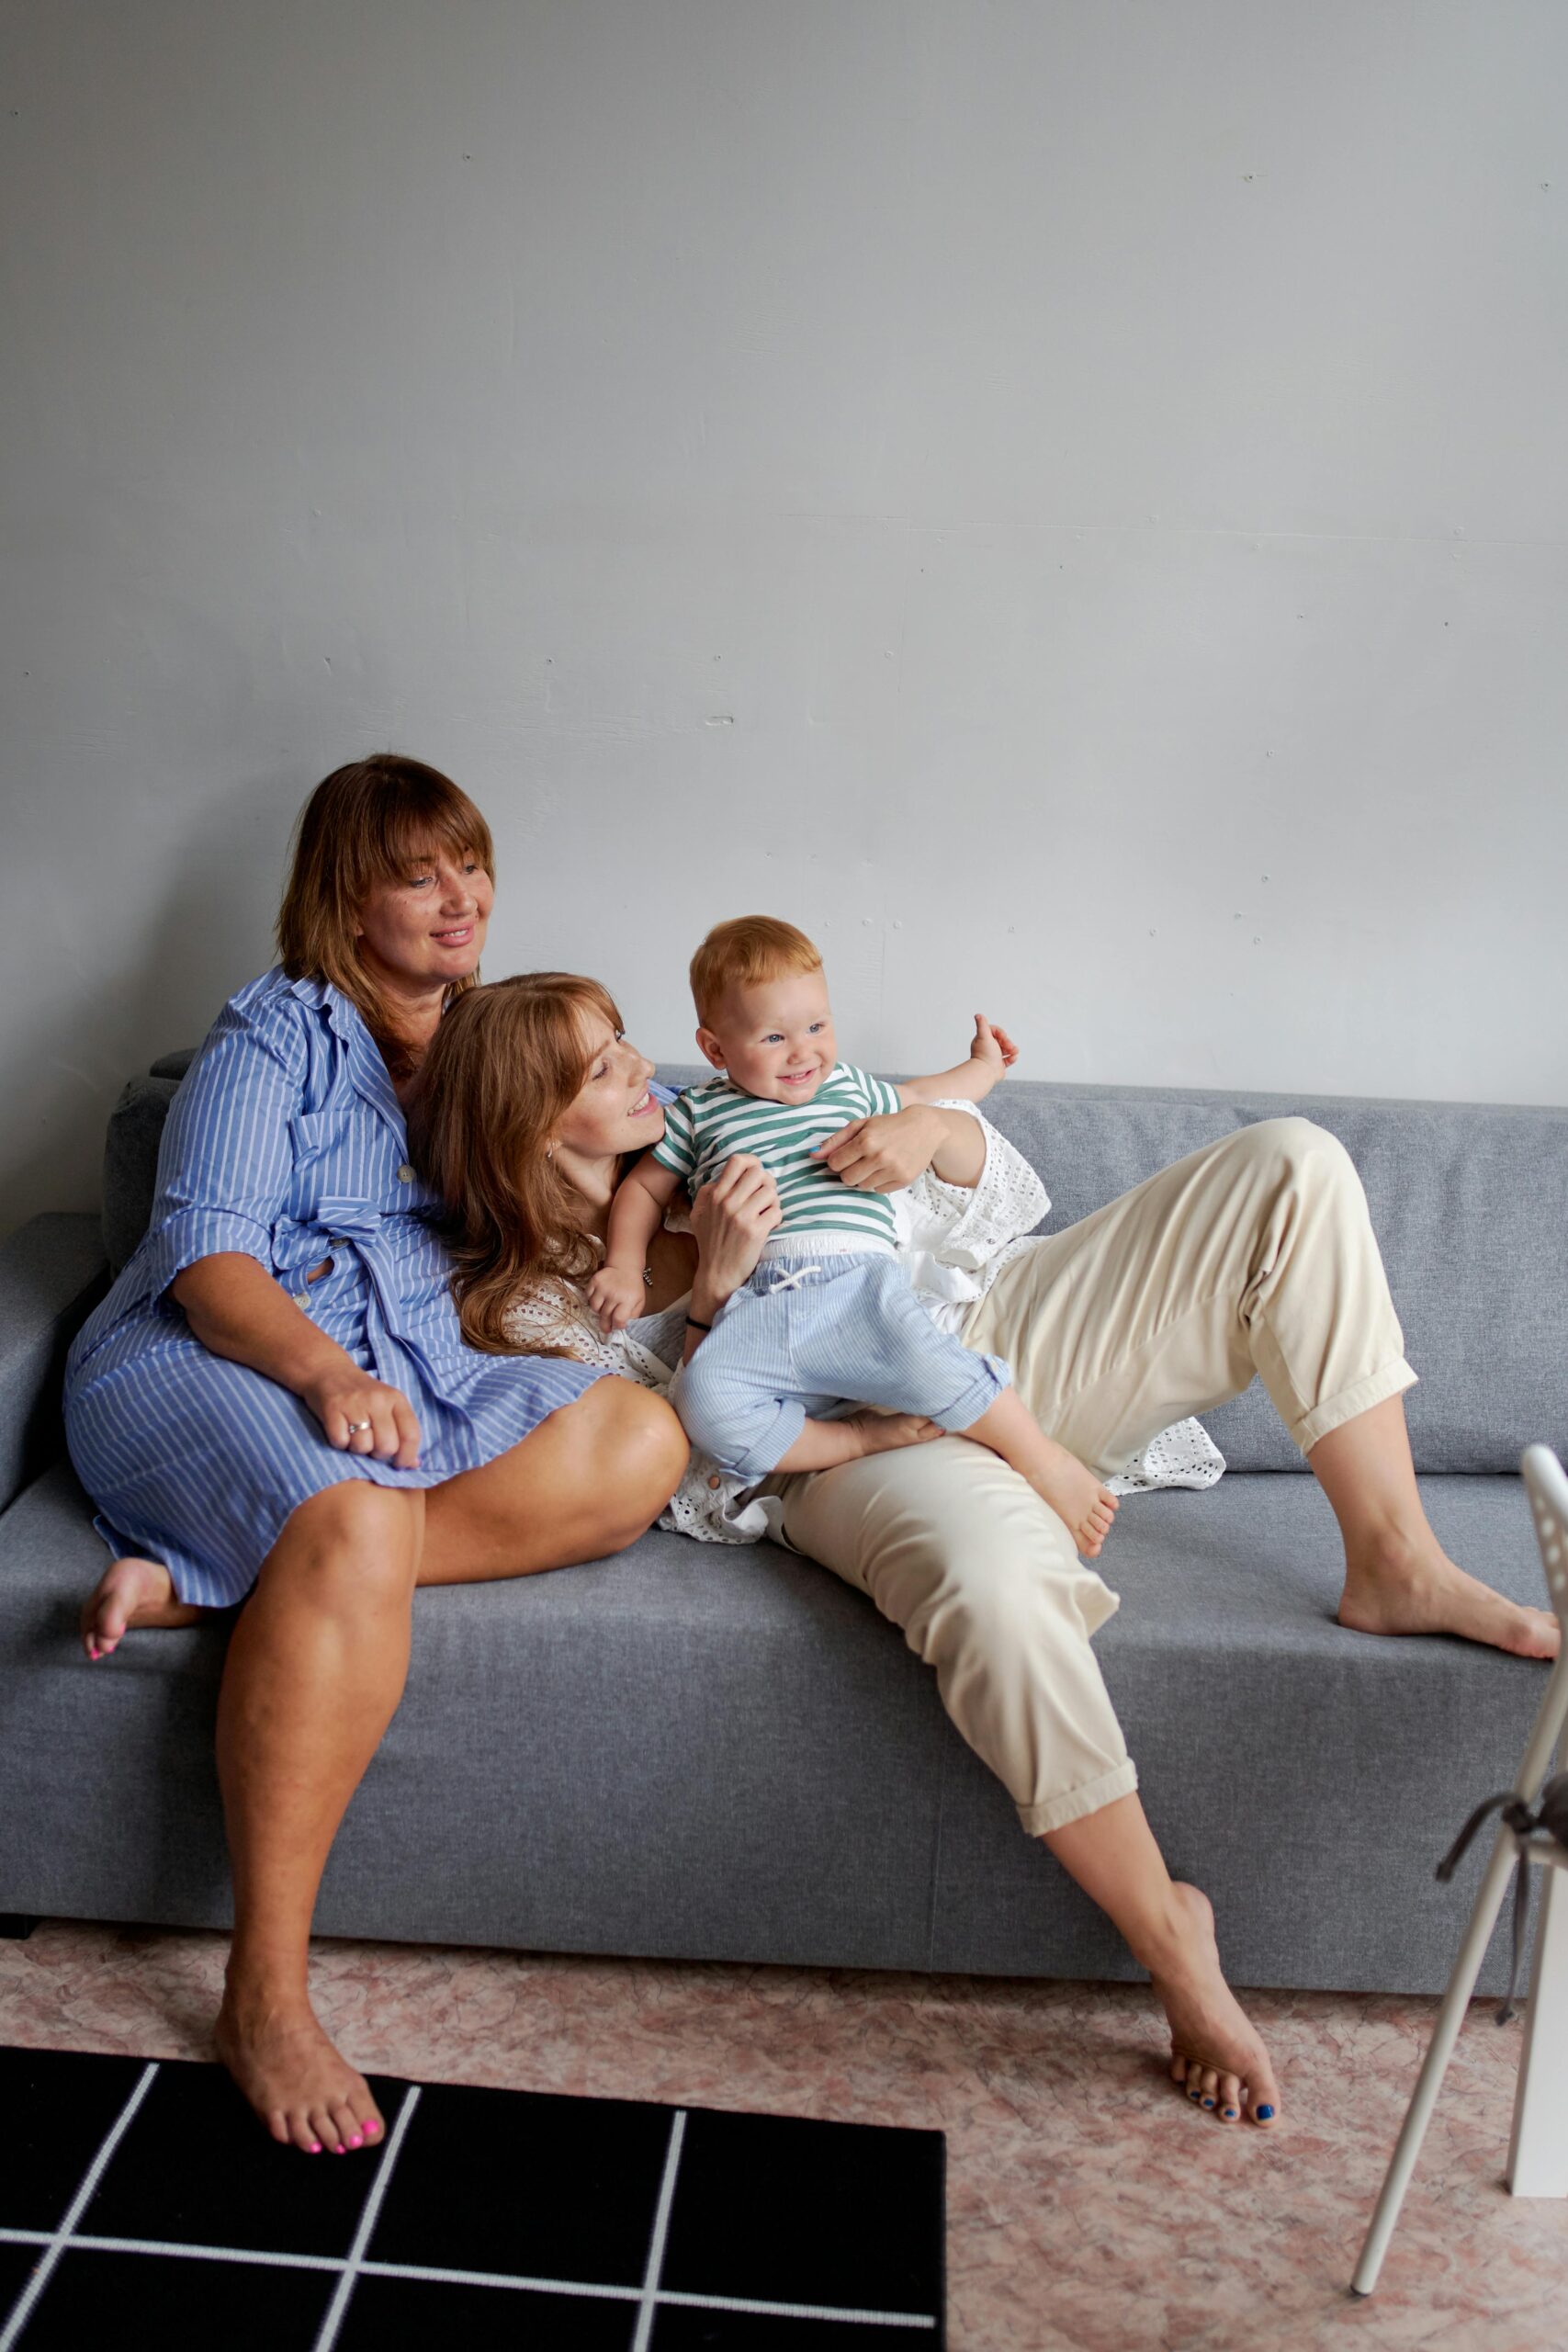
[0,2046,945,2347]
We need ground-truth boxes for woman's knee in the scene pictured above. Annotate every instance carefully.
[574,1378,689,1542]
[1229,1114,1358,1190]
[267,1479,422,1601]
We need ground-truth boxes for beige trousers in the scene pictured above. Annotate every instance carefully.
[768,1117,1416,1836]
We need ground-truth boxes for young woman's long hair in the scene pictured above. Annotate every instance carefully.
[276,752,494,1079]
[409,972,626,1354]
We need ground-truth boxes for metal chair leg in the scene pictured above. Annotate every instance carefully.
[1507,1857,1568,2196]
[1351,1824,1521,2296]
[1353,1445,1568,2293]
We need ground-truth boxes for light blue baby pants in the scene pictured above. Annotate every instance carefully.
[671,1245,1010,1483]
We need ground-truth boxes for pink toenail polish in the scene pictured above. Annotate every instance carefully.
[309,2142,321,2153]
[347,2134,363,2148]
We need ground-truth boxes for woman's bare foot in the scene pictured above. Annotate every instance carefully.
[1147,1883,1280,2128]
[215,1983,386,2155]
[1338,1528,1559,1660]
[81,1557,204,1660]
[846,1410,944,1458]
[1032,1454,1119,1559]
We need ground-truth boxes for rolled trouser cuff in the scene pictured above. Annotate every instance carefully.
[1019,1758,1141,1837]
[1292,1356,1418,1455]
[931,1350,1010,1434]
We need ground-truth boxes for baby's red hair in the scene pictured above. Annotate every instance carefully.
[690,915,822,1024]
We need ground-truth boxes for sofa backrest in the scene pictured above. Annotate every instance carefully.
[101,1051,193,1282]
[107,1054,1566,1475]
[976,1078,1567,1476]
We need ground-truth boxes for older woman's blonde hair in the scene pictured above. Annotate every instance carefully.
[276,752,494,1077]
[409,972,626,1354]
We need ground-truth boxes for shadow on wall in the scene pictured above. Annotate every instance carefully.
[8,782,293,1238]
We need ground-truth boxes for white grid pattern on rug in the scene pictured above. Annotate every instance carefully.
[0,2061,941,2346]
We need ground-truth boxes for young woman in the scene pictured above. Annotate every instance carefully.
[65,757,688,2159]
[412,970,1561,2136]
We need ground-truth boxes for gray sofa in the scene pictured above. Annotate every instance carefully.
[2,1057,1563,1996]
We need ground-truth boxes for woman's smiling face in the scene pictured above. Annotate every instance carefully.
[355,844,493,992]
[551,1012,665,1162]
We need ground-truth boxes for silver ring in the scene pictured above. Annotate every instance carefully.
[345,1419,372,1435]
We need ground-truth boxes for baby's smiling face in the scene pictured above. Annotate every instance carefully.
[698,967,839,1104]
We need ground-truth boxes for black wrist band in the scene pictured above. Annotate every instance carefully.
[686,1314,713,1333]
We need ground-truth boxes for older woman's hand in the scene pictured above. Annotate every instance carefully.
[304,1368,423,1470]
[810,1105,945,1194]
[688,1153,782,1317]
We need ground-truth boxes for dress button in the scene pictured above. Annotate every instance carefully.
[398,1163,414,1183]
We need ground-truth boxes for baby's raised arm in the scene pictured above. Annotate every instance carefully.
[587,1154,684,1333]
[899,1014,1020,1109]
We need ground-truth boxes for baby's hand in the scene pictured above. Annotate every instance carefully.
[969,1014,1020,1080]
[586,1263,647,1335]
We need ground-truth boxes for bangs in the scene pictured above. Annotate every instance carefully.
[355,763,494,895]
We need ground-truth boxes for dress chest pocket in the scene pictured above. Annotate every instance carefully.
[288,1107,346,1168]
[286,1102,382,1208]
[287,1102,400,1225]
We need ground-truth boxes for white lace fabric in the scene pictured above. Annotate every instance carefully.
[498,1102,1224,1542]
[500,1278,765,1544]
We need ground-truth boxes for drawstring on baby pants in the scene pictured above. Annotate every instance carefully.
[764,1264,824,1295]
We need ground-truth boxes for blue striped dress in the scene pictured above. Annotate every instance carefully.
[64,967,606,1607]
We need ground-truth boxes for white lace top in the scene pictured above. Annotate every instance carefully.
[500,1102,1224,1544]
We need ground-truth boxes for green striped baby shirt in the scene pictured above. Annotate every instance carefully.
[650,1064,903,1243]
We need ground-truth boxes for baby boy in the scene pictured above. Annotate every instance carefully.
[588,916,1117,1557]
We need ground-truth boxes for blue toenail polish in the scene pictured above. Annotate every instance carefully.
[1257,2104,1274,2120]
[1202,2098,1214,2108]
[1188,2089,1201,2102]
[1224,2108,1238,2119]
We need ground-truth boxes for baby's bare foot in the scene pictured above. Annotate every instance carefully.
[81,1557,204,1660]
[1032,1457,1120,1558]
[216,1985,385,2155]
[1152,1884,1281,2129]
[847,1410,944,1459]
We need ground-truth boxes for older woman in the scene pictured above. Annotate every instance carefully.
[64,756,687,2159]
[413,969,1561,2136]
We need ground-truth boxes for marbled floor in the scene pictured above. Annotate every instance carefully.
[2,1920,1564,2351]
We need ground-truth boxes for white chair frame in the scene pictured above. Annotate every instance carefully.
[1353,1442,1568,2297]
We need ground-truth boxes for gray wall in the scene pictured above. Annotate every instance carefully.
[4,1,1565,1232]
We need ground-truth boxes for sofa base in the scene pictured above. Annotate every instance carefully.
[1,1459,1550,1998]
